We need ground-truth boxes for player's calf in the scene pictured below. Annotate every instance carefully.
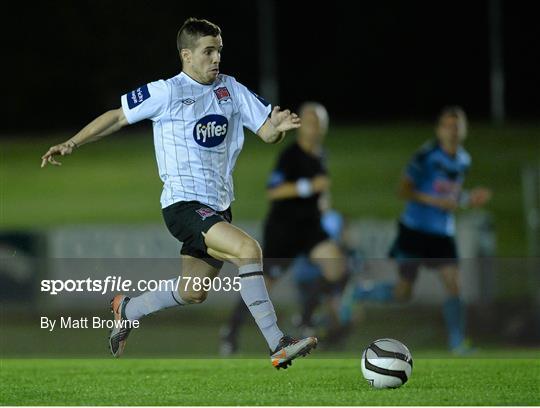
[394,279,413,302]
[180,289,208,304]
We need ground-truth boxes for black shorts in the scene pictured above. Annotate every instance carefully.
[263,216,329,278]
[389,222,458,282]
[162,201,232,269]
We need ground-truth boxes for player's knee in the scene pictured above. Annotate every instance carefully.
[320,266,343,283]
[181,290,208,304]
[439,265,460,296]
[447,284,460,297]
[394,282,412,302]
[396,291,412,302]
[238,238,262,261]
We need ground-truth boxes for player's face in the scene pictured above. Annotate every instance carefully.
[300,110,326,145]
[184,35,223,84]
[436,115,466,148]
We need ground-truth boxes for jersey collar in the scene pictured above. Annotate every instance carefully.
[180,71,216,87]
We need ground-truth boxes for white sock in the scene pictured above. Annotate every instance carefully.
[124,277,185,321]
[238,264,284,351]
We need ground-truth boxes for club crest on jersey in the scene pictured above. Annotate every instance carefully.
[214,87,231,103]
[196,207,216,220]
[127,84,150,109]
[193,114,228,147]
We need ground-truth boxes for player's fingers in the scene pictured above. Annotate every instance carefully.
[281,120,301,130]
[48,156,61,166]
[41,148,55,160]
[288,117,301,126]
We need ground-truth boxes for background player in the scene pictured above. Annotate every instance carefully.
[340,106,492,353]
[290,205,362,347]
[221,102,347,355]
[40,17,317,369]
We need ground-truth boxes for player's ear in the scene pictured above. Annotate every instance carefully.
[181,49,192,64]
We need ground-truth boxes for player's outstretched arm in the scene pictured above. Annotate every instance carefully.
[41,108,129,168]
[267,175,330,201]
[257,106,301,144]
[467,187,492,208]
[397,175,458,211]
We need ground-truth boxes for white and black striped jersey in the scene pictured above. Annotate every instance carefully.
[121,72,271,211]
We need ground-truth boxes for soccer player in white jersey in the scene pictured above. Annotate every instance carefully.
[40,17,317,369]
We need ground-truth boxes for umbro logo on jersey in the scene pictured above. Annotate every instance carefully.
[214,87,231,103]
[182,98,195,105]
[193,115,228,148]
[127,85,150,109]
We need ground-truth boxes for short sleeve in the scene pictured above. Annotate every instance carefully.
[266,150,293,188]
[121,80,168,124]
[459,149,472,174]
[231,79,272,134]
[267,170,286,188]
[405,153,425,185]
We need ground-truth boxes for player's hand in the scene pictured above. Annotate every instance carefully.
[269,106,301,132]
[469,187,492,207]
[311,175,331,193]
[41,140,77,168]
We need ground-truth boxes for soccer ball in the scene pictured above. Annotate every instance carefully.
[361,338,413,389]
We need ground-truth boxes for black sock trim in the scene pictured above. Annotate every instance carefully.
[239,271,263,278]
[171,291,184,306]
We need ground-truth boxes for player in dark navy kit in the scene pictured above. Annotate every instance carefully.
[340,107,491,353]
[220,102,348,355]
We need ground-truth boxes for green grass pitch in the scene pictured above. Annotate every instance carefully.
[1,355,538,405]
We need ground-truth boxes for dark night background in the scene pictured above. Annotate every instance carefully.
[4,0,539,133]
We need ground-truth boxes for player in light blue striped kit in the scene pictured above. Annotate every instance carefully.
[340,107,492,354]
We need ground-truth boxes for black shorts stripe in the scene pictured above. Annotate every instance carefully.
[239,271,264,278]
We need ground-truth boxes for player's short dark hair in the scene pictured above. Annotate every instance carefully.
[438,106,466,123]
[177,18,221,60]
[437,105,468,140]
